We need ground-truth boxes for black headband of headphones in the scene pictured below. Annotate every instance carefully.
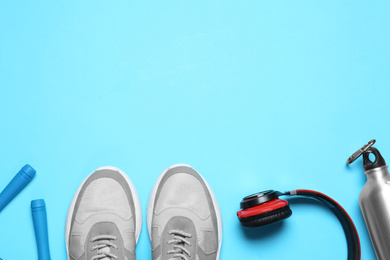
[288,190,361,260]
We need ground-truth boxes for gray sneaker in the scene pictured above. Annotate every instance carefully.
[147,164,222,260]
[66,167,142,260]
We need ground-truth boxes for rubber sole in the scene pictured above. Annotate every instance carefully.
[65,166,142,259]
[147,163,223,259]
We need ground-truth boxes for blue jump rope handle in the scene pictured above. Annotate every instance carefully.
[31,199,51,260]
[0,164,36,212]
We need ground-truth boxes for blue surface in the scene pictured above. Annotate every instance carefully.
[0,1,389,259]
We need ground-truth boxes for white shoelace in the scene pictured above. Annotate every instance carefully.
[167,230,192,260]
[91,234,118,260]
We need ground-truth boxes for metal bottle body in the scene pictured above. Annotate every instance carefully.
[359,165,390,260]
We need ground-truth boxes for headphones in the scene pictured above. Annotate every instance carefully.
[237,189,361,260]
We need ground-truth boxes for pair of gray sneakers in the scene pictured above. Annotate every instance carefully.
[65,164,222,260]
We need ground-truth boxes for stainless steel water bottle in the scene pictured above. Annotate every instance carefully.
[348,140,390,260]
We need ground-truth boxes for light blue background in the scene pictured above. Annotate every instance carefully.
[0,1,389,259]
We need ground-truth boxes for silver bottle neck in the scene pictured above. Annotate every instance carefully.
[364,165,389,180]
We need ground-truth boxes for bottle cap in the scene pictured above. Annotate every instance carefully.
[363,147,386,171]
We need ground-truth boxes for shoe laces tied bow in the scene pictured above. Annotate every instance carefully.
[91,234,118,260]
[167,230,192,260]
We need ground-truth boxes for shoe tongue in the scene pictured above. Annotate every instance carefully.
[162,217,197,260]
[87,222,123,260]
[169,217,193,233]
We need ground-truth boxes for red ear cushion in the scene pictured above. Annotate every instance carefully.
[237,198,289,219]
[238,205,292,227]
